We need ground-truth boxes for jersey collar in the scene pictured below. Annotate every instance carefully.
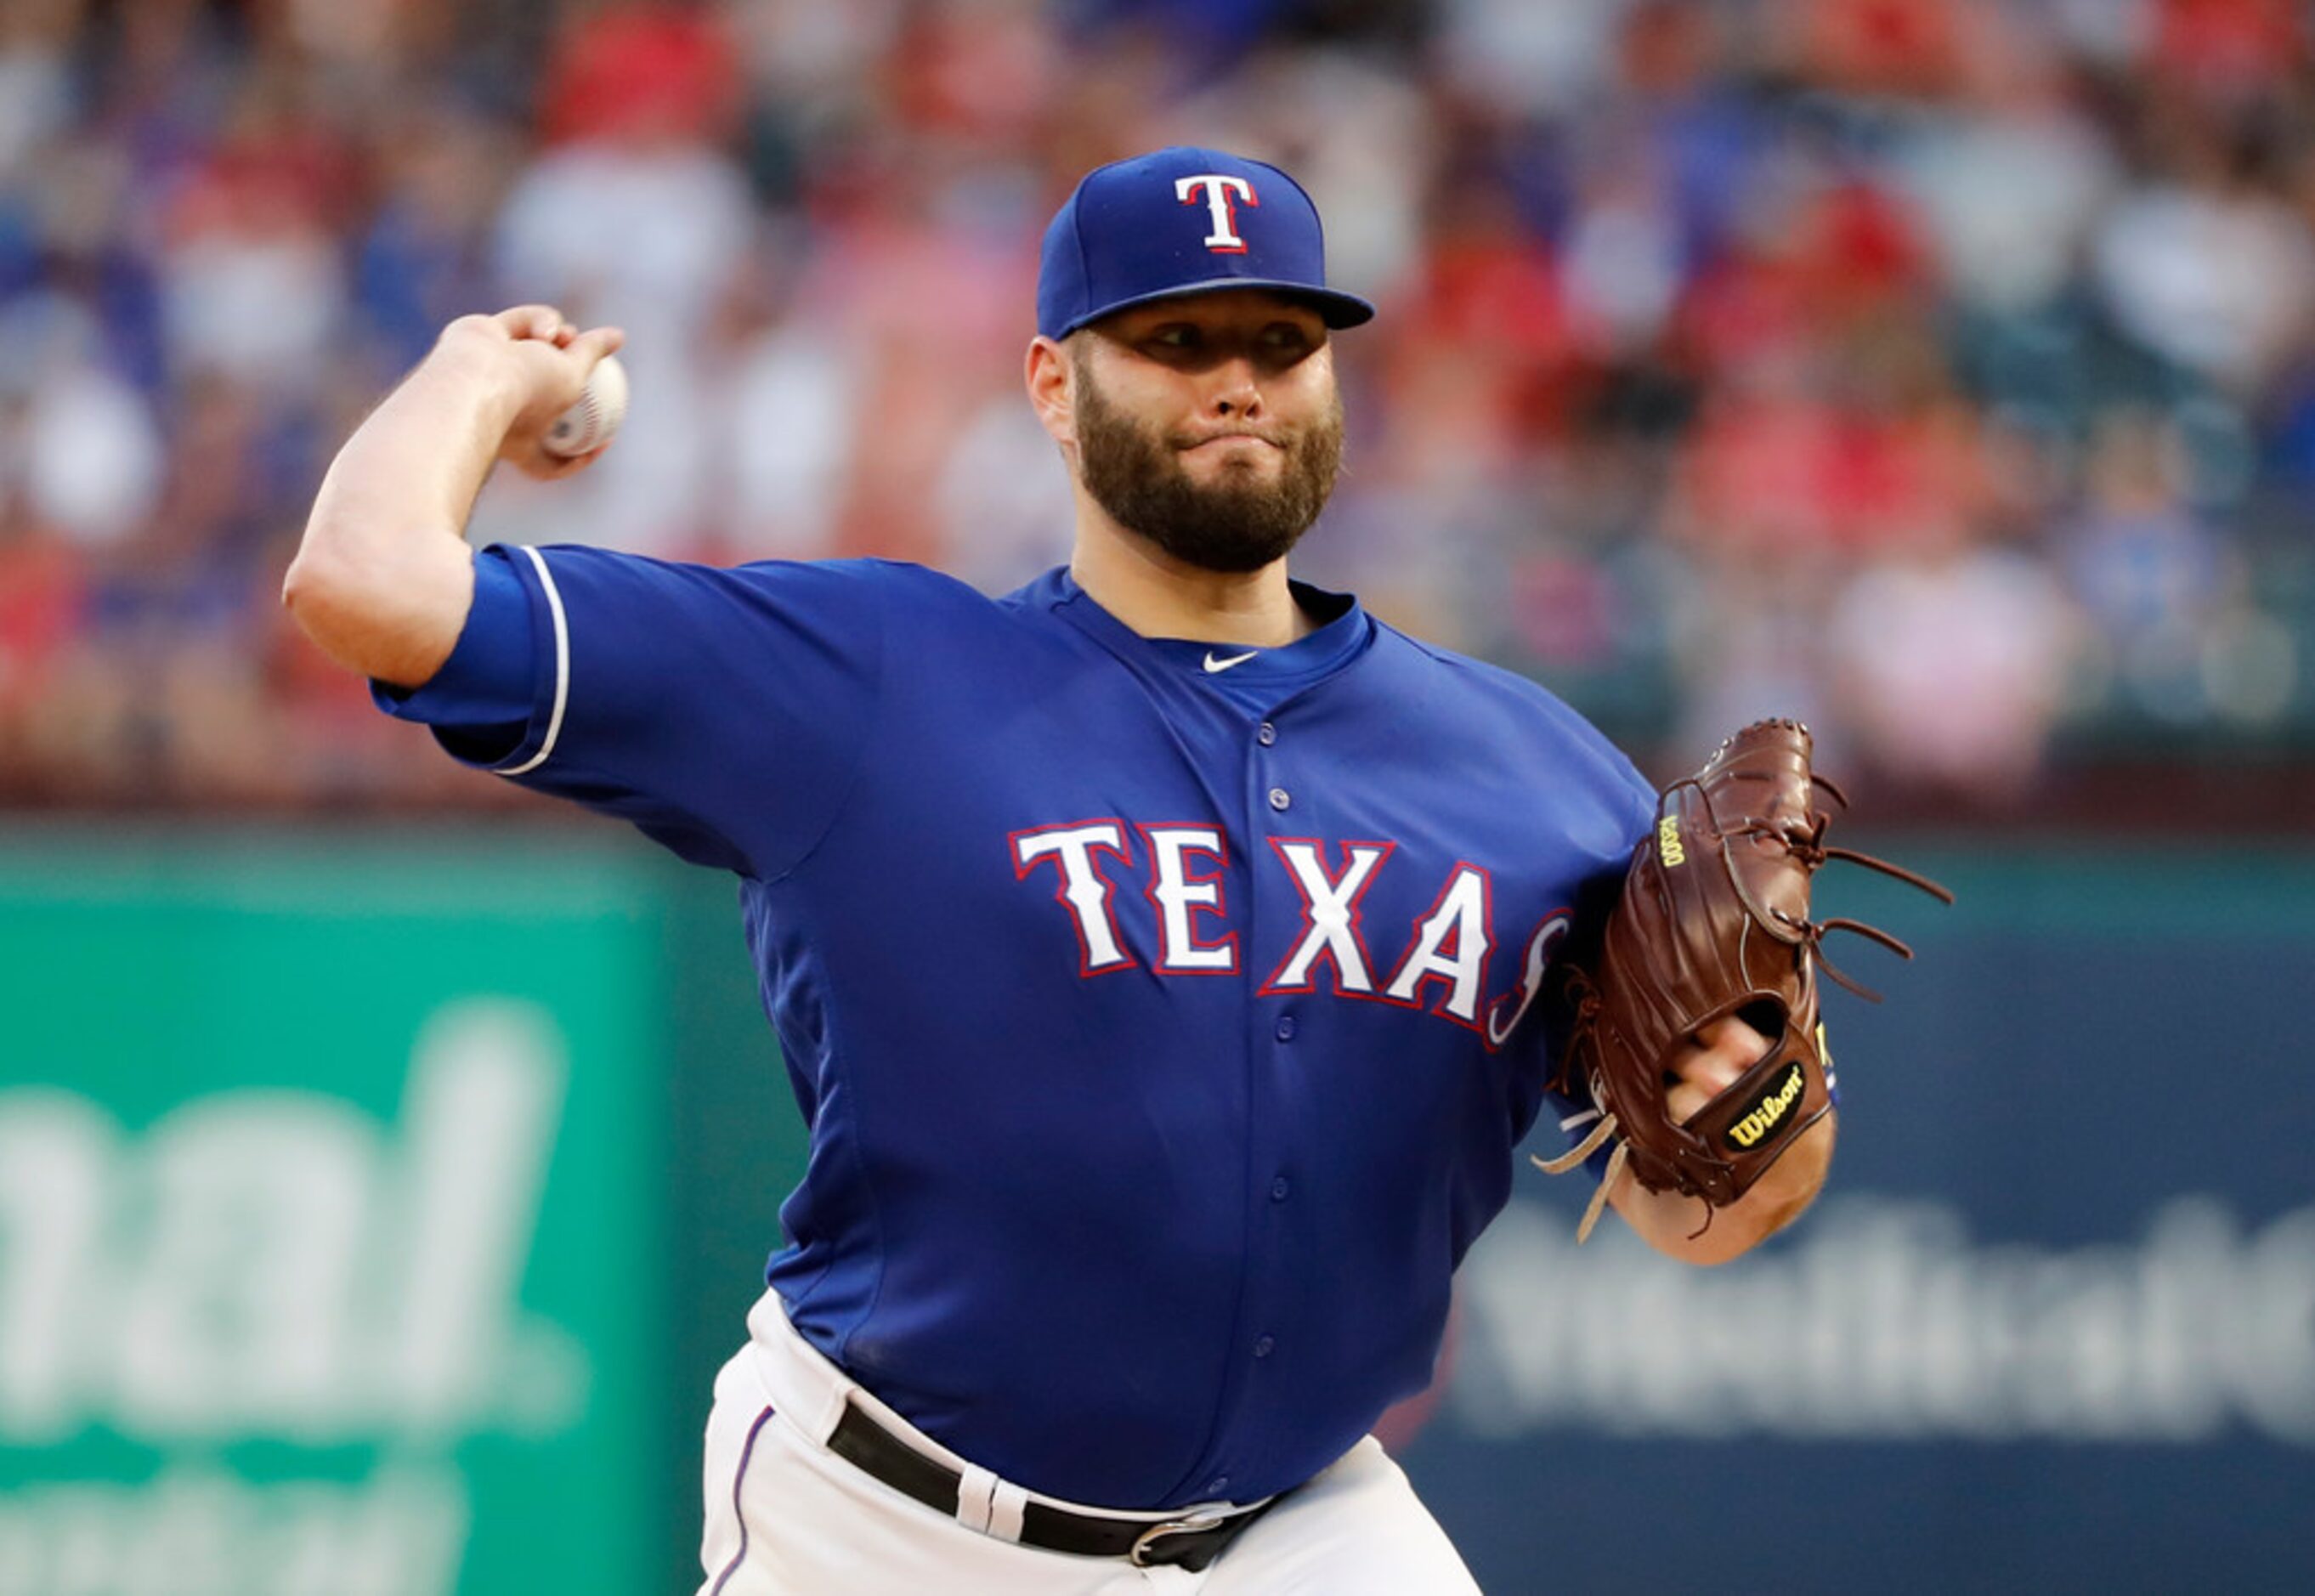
[1035,567,1372,695]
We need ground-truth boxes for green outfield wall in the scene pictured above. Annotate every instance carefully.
[0,829,801,1596]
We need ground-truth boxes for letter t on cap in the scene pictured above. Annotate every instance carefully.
[1176,174,1258,252]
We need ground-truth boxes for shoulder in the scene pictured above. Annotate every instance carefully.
[1366,620,1655,806]
[722,557,1061,622]
[520,548,993,620]
[512,552,1086,673]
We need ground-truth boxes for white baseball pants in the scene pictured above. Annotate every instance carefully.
[696,1289,1481,1595]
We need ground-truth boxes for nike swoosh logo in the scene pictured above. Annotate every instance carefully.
[1203,650,1260,674]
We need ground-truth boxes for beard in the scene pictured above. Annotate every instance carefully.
[1073,354,1344,574]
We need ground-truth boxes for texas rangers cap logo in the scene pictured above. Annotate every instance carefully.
[1036,146,1376,340]
[1176,174,1259,253]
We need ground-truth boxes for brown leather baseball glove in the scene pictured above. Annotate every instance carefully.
[1536,719,1950,1242]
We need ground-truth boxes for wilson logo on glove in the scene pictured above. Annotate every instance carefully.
[1725,1061,1807,1150]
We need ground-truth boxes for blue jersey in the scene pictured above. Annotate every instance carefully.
[382,546,1654,1510]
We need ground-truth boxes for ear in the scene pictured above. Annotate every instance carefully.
[1025,336,1076,450]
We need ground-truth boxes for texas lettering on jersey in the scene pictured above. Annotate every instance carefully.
[1011,819,1572,1051]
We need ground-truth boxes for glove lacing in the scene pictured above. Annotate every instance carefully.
[1745,802,1955,1001]
[1531,1111,1626,1244]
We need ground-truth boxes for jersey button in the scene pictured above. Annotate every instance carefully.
[1257,722,1277,746]
[1270,1176,1290,1202]
[1274,1016,1297,1042]
[1267,787,1291,812]
[1253,1335,1275,1359]
[1208,1475,1230,1497]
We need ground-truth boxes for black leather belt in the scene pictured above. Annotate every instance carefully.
[826,1397,1276,1571]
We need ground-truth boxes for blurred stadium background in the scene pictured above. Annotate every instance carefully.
[2,1,2311,1593]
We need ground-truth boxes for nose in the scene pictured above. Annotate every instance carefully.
[1207,354,1264,419]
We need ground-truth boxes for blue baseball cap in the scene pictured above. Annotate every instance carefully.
[1037,146,1377,340]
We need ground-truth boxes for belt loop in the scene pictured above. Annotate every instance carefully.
[806,1381,852,1448]
[988,1479,1028,1543]
[955,1464,1000,1536]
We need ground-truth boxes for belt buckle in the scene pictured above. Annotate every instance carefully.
[1129,1508,1231,1568]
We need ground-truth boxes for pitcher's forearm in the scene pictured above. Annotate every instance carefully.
[285,343,524,685]
[320,342,525,574]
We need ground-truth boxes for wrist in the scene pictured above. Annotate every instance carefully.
[422,333,531,439]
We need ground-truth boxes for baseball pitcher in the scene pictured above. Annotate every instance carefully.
[286,147,1930,1593]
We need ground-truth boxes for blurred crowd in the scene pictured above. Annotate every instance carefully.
[5,0,2315,811]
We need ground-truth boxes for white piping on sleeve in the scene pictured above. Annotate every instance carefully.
[495,546,569,776]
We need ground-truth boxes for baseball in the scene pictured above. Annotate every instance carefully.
[542,353,628,458]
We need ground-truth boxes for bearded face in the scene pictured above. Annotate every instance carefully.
[1070,344,1345,575]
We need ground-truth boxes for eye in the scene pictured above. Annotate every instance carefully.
[1263,322,1317,355]
[1149,325,1201,351]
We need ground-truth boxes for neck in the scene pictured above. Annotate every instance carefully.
[1068,499,1314,647]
